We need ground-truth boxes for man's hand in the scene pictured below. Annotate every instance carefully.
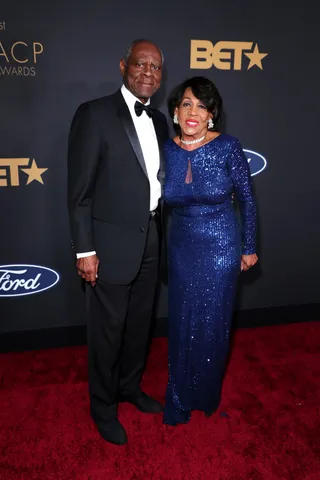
[241,254,258,272]
[76,255,100,286]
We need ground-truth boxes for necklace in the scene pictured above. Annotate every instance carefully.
[180,134,206,145]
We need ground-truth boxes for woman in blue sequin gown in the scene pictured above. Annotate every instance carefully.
[163,77,258,426]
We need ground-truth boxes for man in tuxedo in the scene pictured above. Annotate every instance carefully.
[68,40,168,445]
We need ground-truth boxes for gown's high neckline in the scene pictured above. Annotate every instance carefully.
[171,133,226,152]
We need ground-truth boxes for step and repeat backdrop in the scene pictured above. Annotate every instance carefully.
[0,1,319,333]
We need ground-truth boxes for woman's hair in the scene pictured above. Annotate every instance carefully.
[168,76,222,135]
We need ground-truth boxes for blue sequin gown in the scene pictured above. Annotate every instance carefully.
[163,134,256,425]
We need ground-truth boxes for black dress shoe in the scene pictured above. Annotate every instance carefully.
[97,419,128,445]
[122,392,164,413]
[204,406,218,418]
[204,410,215,418]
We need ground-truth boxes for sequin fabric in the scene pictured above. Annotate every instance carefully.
[163,134,256,425]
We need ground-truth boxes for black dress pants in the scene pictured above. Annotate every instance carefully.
[86,215,160,426]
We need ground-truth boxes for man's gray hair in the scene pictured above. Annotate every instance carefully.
[122,39,164,65]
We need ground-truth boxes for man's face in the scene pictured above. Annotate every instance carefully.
[120,42,162,103]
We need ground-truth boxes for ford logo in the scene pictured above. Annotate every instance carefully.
[243,149,267,176]
[0,264,60,297]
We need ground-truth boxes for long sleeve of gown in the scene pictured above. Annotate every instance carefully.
[228,139,257,255]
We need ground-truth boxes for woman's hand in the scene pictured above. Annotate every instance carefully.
[241,254,258,271]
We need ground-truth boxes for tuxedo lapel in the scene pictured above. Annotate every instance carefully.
[114,90,148,178]
[153,112,166,188]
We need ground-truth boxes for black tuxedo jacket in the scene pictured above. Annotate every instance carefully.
[68,90,169,284]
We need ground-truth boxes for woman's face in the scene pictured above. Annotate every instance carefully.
[175,87,213,138]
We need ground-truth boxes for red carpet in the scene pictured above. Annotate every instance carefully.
[0,322,319,480]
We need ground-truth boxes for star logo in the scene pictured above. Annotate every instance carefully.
[244,44,268,70]
[21,159,48,185]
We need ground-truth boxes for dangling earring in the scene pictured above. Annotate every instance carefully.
[173,114,179,124]
[208,118,214,129]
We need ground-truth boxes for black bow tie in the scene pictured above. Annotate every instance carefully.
[134,101,155,118]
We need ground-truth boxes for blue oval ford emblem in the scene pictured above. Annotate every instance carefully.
[0,264,60,297]
[243,149,267,176]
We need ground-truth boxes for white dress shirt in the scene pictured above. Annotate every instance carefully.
[77,85,161,259]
